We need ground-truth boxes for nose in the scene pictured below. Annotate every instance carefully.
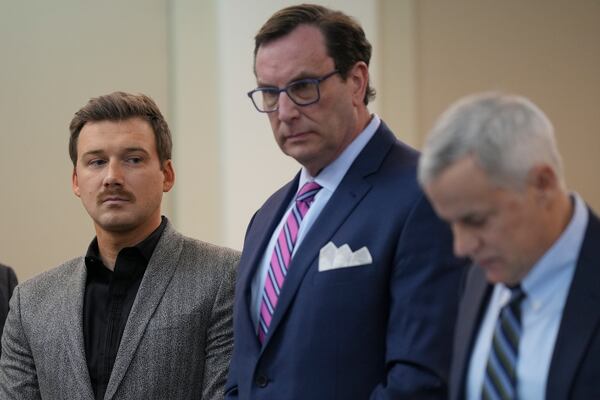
[103,159,124,187]
[276,91,300,123]
[452,225,480,258]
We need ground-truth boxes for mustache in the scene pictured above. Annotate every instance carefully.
[97,190,135,205]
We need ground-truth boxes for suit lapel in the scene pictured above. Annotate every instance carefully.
[546,210,600,399]
[103,222,183,399]
[450,266,491,400]
[237,180,298,353]
[260,123,395,348]
[63,260,95,399]
[238,180,298,304]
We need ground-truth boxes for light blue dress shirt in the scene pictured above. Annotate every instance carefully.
[249,115,381,331]
[467,193,589,400]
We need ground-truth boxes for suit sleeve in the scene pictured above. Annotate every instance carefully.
[5,266,17,298]
[201,249,239,400]
[0,286,42,400]
[370,194,468,399]
[0,265,18,339]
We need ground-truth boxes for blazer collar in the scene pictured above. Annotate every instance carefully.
[64,261,95,399]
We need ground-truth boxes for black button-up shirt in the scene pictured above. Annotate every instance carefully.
[83,217,167,400]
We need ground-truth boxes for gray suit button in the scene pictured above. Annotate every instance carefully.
[255,374,268,387]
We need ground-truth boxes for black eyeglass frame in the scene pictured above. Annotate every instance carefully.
[247,69,340,113]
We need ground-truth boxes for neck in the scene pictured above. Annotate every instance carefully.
[304,109,372,177]
[535,192,574,263]
[550,192,575,242]
[356,106,372,132]
[95,217,162,270]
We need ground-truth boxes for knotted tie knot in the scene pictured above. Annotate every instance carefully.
[295,181,321,206]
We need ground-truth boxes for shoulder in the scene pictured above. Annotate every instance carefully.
[380,127,420,178]
[359,120,421,194]
[161,226,240,275]
[180,235,241,269]
[16,258,82,299]
[159,230,239,304]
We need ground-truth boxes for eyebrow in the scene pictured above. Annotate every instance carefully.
[80,147,150,158]
[257,71,321,88]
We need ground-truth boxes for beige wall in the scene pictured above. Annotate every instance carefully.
[0,0,170,281]
[2,0,599,282]
[413,0,600,209]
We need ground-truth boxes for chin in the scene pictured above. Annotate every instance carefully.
[482,265,509,285]
[96,215,138,233]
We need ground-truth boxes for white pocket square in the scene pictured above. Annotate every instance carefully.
[318,242,373,272]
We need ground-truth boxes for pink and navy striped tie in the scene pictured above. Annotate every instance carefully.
[258,181,322,343]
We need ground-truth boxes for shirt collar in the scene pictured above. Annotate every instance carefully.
[298,114,381,193]
[85,216,168,275]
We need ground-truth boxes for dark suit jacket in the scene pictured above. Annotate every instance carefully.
[226,122,467,399]
[0,263,17,345]
[450,207,600,400]
[0,222,239,400]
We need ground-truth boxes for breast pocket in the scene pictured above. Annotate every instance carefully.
[312,262,376,287]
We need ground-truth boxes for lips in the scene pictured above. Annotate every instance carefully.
[477,257,500,270]
[286,131,309,138]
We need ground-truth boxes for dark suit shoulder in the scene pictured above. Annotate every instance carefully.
[354,121,422,200]
[0,263,17,294]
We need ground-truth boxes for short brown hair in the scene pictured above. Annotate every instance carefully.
[68,91,172,166]
[254,4,376,105]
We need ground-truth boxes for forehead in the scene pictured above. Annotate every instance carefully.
[255,24,333,84]
[425,157,502,218]
[78,117,156,151]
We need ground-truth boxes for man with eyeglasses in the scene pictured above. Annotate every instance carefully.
[225,4,467,400]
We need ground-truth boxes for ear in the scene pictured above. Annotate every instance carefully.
[527,164,559,203]
[72,168,81,198]
[347,61,369,107]
[162,160,175,192]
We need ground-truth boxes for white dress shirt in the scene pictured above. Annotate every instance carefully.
[249,115,381,330]
[467,193,589,400]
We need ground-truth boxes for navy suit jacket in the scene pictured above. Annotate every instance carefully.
[450,207,600,400]
[226,122,467,399]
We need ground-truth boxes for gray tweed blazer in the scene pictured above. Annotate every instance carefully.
[0,222,239,400]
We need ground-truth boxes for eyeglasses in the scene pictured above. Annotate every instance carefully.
[247,70,340,113]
